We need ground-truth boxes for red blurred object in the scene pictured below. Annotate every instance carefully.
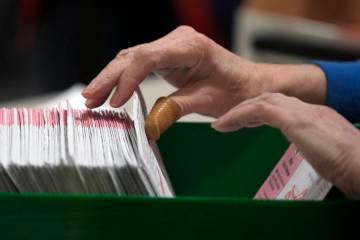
[341,24,360,41]
[172,0,225,47]
[16,0,42,51]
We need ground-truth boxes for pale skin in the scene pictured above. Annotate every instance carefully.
[82,26,360,198]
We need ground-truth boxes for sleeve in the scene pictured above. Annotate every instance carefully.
[312,60,360,123]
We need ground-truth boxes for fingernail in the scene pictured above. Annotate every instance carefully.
[110,95,120,108]
[85,99,96,108]
[211,122,226,132]
[211,120,242,132]
[211,121,220,130]
[82,89,92,98]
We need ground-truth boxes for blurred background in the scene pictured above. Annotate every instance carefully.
[1,0,360,102]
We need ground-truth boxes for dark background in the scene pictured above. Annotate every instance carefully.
[0,0,241,101]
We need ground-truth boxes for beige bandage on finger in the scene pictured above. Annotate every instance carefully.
[145,97,182,140]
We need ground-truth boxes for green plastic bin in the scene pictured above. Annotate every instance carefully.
[0,123,357,239]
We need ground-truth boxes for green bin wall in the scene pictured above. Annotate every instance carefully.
[159,123,289,197]
[0,123,356,240]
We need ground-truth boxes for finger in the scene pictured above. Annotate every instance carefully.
[84,26,205,108]
[228,92,282,110]
[169,86,213,116]
[90,36,202,108]
[109,49,156,107]
[145,97,182,140]
[211,104,265,132]
[82,56,129,107]
[141,26,204,70]
[212,95,292,132]
[85,94,109,109]
[145,81,216,140]
[83,27,197,98]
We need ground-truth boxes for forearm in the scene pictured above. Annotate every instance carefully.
[255,63,327,104]
[254,61,360,122]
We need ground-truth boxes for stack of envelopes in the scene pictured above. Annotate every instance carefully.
[0,93,173,197]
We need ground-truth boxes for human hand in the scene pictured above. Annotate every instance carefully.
[82,26,328,139]
[82,26,266,117]
[212,93,360,198]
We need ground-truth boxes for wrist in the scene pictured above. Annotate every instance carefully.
[255,63,327,104]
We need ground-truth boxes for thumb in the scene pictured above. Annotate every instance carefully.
[145,97,183,141]
[145,85,214,140]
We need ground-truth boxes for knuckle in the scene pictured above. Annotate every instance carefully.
[103,71,114,82]
[116,49,129,58]
[132,45,156,66]
[272,93,287,102]
[250,113,262,123]
[177,25,208,45]
[284,95,304,107]
[226,112,240,127]
[257,93,281,105]
[287,96,302,104]
[280,115,298,133]
[259,92,274,101]
[176,25,196,33]
[316,105,334,114]
[271,92,285,98]
[253,101,269,113]
[260,92,284,102]
[116,46,137,59]
[134,45,148,57]
[192,32,210,47]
